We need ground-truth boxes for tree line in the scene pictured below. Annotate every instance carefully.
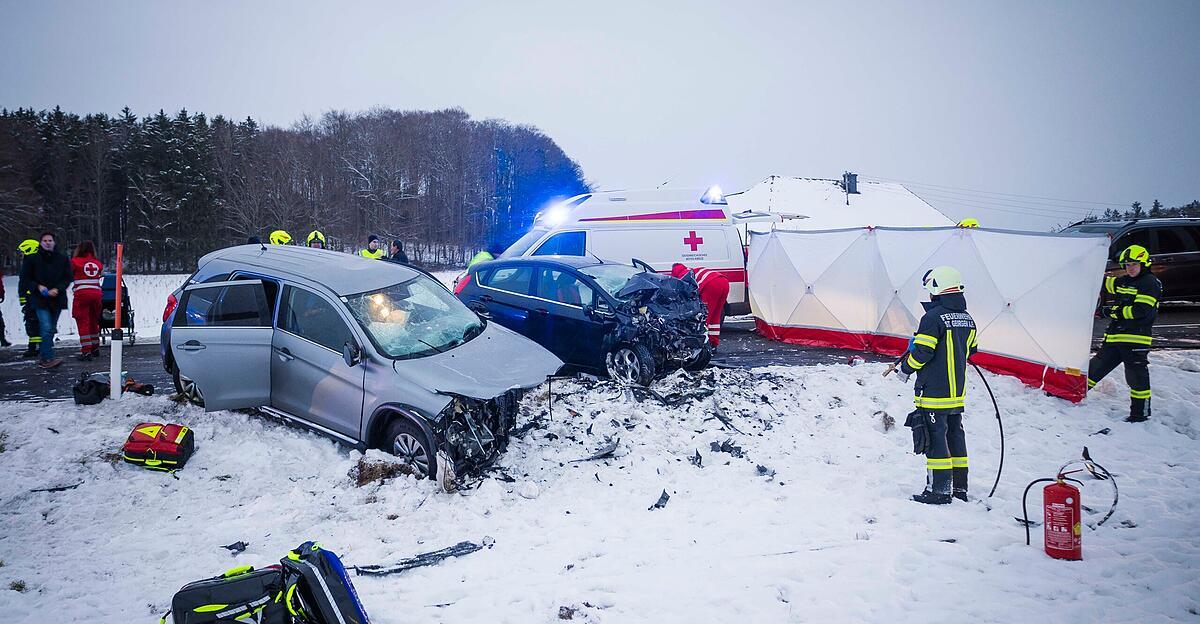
[1083,199,1200,223]
[0,106,590,272]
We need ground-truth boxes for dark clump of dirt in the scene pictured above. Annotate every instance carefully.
[350,458,414,487]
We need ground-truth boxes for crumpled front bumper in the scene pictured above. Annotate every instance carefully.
[433,390,523,488]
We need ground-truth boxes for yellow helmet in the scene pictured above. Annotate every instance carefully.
[306,230,326,247]
[18,239,39,255]
[1118,244,1152,267]
[957,218,980,228]
[269,230,292,245]
[922,266,964,296]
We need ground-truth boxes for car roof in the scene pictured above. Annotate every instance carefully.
[1064,217,1200,230]
[196,244,421,296]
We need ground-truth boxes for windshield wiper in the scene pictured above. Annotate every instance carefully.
[417,338,445,354]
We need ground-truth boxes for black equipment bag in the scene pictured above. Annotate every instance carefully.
[280,542,371,624]
[73,372,108,405]
[165,564,289,624]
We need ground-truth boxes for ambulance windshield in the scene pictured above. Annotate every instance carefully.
[501,229,548,258]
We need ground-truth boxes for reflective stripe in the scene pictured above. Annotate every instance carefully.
[1105,333,1152,345]
[926,457,953,470]
[1130,389,1152,399]
[1087,378,1097,388]
[1122,306,1134,319]
[913,333,938,348]
[915,396,965,409]
[1103,276,1116,294]
[906,354,925,370]
[951,456,968,468]
[1114,286,1138,294]
[966,329,977,349]
[945,330,957,398]
[1134,294,1158,306]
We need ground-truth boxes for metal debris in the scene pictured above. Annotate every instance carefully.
[570,438,620,463]
[351,538,495,577]
[689,450,703,468]
[648,490,670,510]
[222,541,249,555]
[709,438,744,459]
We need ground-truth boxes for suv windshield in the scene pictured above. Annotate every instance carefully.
[501,228,548,258]
[580,264,645,297]
[345,275,484,359]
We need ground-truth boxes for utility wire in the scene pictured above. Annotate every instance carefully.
[860,173,1128,207]
[911,191,1095,218]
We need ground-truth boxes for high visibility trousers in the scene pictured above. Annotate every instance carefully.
[1088,341,1151,419]
[72,291,102,354]
[21,300,41,348]
[699,275,730,347]
[923,411,967,496]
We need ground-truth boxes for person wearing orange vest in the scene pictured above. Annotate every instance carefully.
[71,241,104,360]
[671,263,730,347]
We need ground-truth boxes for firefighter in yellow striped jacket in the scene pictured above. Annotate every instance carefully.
[1088,244,1160,422]
[895,266,978,505]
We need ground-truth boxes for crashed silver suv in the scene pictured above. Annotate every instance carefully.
[161,244,562,487]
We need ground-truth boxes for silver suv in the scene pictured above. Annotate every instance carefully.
[161,245,562,487]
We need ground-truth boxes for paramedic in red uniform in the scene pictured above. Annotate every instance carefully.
[671,263,730,347]
[71,241,104,360]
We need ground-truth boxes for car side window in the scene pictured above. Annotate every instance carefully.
[481,267,534,296]
[532,231,585,256]
[232,273,280,321]
[534,269,594,307]
[1112,228,1154,261]
[1155,227,1197,254]
[174,283,269,328]
[278,286,354,352]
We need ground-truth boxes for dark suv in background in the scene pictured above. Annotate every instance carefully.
[1061,218,1200,303]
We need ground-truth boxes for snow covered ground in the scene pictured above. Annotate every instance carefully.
[1,351,1197,622]
[0,274,187,345]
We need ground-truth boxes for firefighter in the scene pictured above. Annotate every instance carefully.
[1087,244,1160,422]
[957,218,980,228]
[16,239,42,358]
[269,230,292,245]
[306,230,326,249]
[468,241,505,267]
[671,263,730,347]
[360,234,385,259]
[70,241,104,360]
[895,266,978,505]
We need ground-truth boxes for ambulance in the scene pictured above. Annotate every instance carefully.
[498,187,786,315]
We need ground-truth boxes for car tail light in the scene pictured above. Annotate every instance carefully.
[453,274,472,295]
[163,292,178,322]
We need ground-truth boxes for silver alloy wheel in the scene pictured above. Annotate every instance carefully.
[607,347,641,386]
[393,432,431,477]
[180,373,204,405]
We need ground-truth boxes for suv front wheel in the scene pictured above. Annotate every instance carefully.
[384,418,436,479]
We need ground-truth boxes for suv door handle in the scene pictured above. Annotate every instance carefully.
[480,294,494,302]
[275,346,295,362]
[178,340,206,352]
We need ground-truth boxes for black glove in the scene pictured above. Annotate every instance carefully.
[904,410,930,454]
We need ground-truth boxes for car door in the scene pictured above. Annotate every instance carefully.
[170,280,273,411]
[1150,226,1200,300]
[272,285,365,438]
[472,265,538,339]
[530,268,608,369]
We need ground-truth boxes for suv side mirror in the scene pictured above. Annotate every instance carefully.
[587,301,616,320]
[342,341,362,367]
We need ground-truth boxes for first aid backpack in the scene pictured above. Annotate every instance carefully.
[122,422,195,472]
[164,564,289,624]
[280,542,371,624]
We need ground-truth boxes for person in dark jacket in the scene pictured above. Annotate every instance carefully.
[1088,244,1161,422]
[896,266,978,505]
[387,240,409,264]
[0,263,8,347]
[19,232,73,368]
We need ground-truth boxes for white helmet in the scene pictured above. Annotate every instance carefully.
[922,266,964,296]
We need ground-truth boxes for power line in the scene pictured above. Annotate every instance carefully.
[888,183,1122,212]
[860,173,1128,207]
[911,192,1097,221]
[910,190,1094,217]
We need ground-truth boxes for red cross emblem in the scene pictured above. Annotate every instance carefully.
[683,231,704,252]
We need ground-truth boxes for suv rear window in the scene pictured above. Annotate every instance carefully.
[1155,226,1198,254]
[174,283,270,328]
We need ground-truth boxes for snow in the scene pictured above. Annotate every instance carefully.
[1,352,1197,622]
[0,274,187,345]
[728,176,955,231]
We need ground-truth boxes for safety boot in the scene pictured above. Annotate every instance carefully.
[952,467,968,502]
[912,490,952,505]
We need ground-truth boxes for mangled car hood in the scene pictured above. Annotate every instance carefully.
[392,321,562,400]
[615,271,706,318]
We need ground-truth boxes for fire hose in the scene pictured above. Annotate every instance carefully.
[1021,447,1119,546]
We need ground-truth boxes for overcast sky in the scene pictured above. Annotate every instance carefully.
[2,0,1197,230]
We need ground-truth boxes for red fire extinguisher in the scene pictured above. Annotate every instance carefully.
[1021,447,1118,561]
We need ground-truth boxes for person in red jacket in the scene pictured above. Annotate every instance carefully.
[71,241,104,360]
[671,263,730,347]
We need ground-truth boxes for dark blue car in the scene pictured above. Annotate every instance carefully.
[454,256,709,385]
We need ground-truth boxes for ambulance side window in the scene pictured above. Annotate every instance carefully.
[533,231,585,256]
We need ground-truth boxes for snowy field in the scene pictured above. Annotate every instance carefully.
[0,352,1197,622]
[0,274,187,345]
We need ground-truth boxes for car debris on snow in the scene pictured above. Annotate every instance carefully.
[689,449,703,468]
[709,438,744,459]
[570,437,620,462]
[648,489,670,510]
[350,537,494,577]
[221,541,249,555]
